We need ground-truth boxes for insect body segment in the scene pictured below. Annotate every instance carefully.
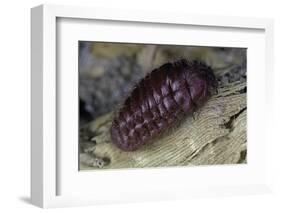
[111,59,218,151]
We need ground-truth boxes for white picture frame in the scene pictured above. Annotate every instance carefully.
[31,4,274,208]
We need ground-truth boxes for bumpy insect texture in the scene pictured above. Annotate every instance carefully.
[110,59,218,151]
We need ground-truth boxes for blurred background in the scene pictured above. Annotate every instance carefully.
[79,42,246,126]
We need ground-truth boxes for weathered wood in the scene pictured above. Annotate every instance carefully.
[80,81,246,170]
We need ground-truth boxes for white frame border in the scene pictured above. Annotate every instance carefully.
[31,4,274,208]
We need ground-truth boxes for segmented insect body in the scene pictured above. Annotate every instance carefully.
[110,59,218,151]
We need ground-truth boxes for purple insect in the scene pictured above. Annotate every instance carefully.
[110,59,218,151]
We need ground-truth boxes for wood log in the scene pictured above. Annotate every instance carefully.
[79,80,246,170]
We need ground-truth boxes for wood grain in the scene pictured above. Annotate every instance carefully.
[80,80,246,170]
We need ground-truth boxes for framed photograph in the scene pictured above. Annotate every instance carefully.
[31,4,274,208]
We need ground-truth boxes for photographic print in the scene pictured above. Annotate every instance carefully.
[79,42,247,170]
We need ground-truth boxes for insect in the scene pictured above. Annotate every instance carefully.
[110,59,218,151]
